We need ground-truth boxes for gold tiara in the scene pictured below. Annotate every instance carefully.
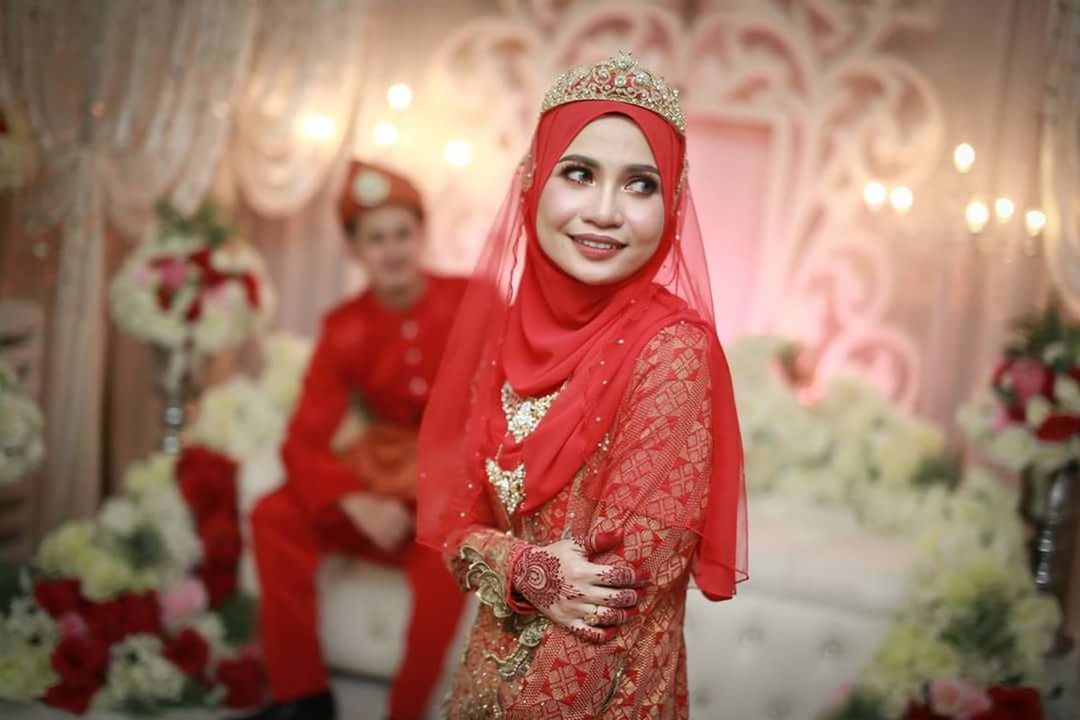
[540,51,685,134]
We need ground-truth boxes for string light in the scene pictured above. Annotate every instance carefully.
[889,186,914,214]
[444,139,473,167]
[387,84,413,111]
[965,200,989,234]
[953,143,975,174]
[994,197,1015,222]
[863,181,887,210]
[1025,209,1047,237]
[372,121,399,146]
[300,114,335,141]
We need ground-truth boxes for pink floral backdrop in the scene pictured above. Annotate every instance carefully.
[0,0,1068,535]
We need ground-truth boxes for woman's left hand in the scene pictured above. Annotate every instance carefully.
[511,530,649,642]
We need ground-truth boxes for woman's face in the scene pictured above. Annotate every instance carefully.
[535,114,666,286]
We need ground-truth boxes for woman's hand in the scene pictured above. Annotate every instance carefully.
[511,530,649,642]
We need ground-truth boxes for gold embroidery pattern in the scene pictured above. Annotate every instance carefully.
[459,545,513,619]
[484,614,549,679]
[501,381,561,441]
[486,381,563,516]
[485,455,526,518]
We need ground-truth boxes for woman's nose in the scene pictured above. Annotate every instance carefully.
[581,186,624,228]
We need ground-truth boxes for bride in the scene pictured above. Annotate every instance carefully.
[417,52,748,718]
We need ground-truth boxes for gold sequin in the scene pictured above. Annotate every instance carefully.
[486,382,564,515]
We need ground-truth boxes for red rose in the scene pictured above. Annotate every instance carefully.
[1005,358,1055,405]
[189,248,229,286]
[1036,414,1080,442]
[43,679,99,715]
[156,286,175,311]
[86,591,161,644]
[240,274,261,309]
[177,446,238,522]
[905,702,947,719]
[34,578,86,618]
[164,628,210,677]
[199,563,238,608]
[973,686,1042,720]
[215,655,265,709]
[200,512,243,565]
[51,634,109,686]
[185,296,203,323]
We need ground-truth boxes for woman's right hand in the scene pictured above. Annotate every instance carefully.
[511,531,649,642]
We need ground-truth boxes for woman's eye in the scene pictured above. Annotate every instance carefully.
[626,176,659,195]
[561,165,592,185]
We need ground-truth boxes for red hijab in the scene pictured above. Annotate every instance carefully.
[418,101,747,600]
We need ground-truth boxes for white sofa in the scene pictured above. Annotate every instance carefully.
[239,455,915,720]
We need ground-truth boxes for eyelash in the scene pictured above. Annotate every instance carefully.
[558,163,659,196]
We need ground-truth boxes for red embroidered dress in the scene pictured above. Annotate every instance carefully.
[446,322,712,718]
[417,53,748,720]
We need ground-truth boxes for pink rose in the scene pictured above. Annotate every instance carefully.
[1007,359,1054,406]
[990,402,1012,431]
[202,282,233,307]
[153,257,189,292]
[159,578,209,629]
[930,678,992,719]
[133,265,157,288]
[57,612,88,639]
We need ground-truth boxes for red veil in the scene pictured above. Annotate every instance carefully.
[417,100,748,600]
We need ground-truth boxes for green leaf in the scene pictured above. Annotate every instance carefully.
[818,690,891,720]
[941,591,1017,661]
[0,563,27,615]
[153,199,236,249]
[216,591,258,646]
[912,451,964,491]
[122,525,168,571]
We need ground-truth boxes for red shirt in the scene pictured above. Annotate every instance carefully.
[281,274,468,514]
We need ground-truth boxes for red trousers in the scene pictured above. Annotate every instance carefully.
[251,487,466,719]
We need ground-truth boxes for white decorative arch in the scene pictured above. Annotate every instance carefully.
[413,0,946,407]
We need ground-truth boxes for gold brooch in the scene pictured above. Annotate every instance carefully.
[541,51,685,134]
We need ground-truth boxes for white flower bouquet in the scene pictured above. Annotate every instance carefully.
[109,202,274,354]
[0,360,44,485]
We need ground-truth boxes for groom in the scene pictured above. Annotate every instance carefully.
[241,160,468,720]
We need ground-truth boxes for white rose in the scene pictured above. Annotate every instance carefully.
[136,483,201,578]
[989,426,1038,472]
[3,597,58,646]
[0,643,56,701]
[79,548,140,600]
[1054,374,1080,413]
[100,497,140,536]
[1033,441,1071,473]
[1025,395,1053,429]
[123,452,177,499]
[95,634,185,709]
[1043,341,1067,365]
[0,392,45,484]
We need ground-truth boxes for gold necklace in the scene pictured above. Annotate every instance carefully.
[485,381,564,515]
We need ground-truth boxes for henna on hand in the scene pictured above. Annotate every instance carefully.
[569,623,615,644]
[606,589,639,608]
[512,545,582,610]
[596,606,637,626]
[596,564,650,587]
